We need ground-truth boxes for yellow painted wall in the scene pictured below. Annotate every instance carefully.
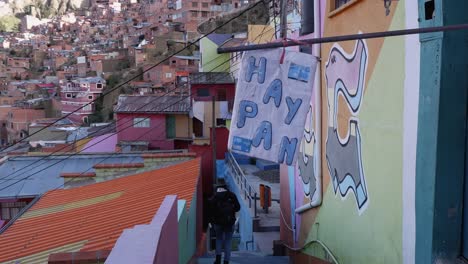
[175,115,191,138]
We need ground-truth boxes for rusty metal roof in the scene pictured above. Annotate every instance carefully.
[114,95,190,113]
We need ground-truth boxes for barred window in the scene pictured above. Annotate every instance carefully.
[134,117,150,128]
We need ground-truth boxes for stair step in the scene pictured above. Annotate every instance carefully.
[197,251,289,264]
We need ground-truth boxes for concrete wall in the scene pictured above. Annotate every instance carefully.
[116,113,174,150]
[218,160,255,251]
[200,38,230,72]
[280,0,422,263]
[106,195,179,264]
[175,114,191,138]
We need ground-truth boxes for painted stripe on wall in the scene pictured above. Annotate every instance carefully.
[403,0,420,263]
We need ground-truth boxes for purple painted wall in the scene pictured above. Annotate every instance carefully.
[82,133,118,153]
[116,113,174,150]
[106,195,179,264]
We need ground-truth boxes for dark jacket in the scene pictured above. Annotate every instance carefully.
[208,186,240,226]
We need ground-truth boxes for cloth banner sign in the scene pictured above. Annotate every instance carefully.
[228,49,317,165]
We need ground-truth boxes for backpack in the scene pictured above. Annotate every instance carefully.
[212,193,237,226]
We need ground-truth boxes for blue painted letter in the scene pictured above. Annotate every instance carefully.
[245,56,267,84]
[252,121,272,150]
[278,136,298,165]
[237,100,258,128]
[263,79,282,108]
[284,97,303,125]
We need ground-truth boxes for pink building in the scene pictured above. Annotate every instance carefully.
[59,77,105,124]
[114,95,191,151]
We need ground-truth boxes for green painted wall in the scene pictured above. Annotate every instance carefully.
[177,191,198,264]
[201,38,230,72]
[416,0,468,262]
[304,4,405,262]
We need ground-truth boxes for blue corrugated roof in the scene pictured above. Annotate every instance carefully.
[0,154,144,198]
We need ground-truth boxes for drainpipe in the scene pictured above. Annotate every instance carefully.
[295,0,322,214]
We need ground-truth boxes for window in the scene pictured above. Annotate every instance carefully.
[165,72,172,78]
[83,105,92,111]
[197,88,210,97]
[335,0,351,8]
[97,83,103,89]
[191,11,198,17]
[88,95,93,100]
[425,0,435,20]
[193,118,203,137]
[216,118,226,127]
[202,2,208,8]
[201,11,208,17]
[1,202,28,220]
[217,89,226,101]
[192,1,198,7]
[66,93,72,98]
[134,117,150,128]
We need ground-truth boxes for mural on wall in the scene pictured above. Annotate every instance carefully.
[298,106,318,200]
[325,39,369,211]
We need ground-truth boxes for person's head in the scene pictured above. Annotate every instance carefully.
[217,178,227,188]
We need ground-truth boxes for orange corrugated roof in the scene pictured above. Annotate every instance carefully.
[0,158,200,263]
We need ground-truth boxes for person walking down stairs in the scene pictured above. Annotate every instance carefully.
[208,178,241,264]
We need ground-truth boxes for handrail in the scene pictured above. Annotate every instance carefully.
[226,151,258,218]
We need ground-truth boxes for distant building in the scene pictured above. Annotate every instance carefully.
[189,72,234,144]
[114,95,192,151]
[59,77,105,124]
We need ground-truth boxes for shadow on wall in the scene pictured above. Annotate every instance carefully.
[216,160,256,251]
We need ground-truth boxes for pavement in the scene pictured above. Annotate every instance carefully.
[240,164,281,228]
[231,163,282,256]
[196,251,289,264]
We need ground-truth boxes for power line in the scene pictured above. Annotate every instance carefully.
[0,54,238,182]
[0,7,278,182]
[2,66,243,194]
[1,14,282,192]
[0,0,271,153]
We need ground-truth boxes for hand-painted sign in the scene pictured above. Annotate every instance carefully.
[228,49,317,165]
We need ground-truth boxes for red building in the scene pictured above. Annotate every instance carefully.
[59,77,105,124]
[114,95,191,151]
[189,72,236,104]
[189,72,235,139]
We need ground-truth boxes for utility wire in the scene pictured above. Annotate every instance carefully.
[3,66,243,194]
[2,14,281,193]
[0,25,282,195]
[0,0,272,153]
[0,8,278,182]
[0,53,239,182]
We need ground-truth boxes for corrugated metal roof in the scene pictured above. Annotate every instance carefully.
[0,158,200,264]
[0,154,144,198]
[114,95,191,113]
[189,72,235,84]
[0,159,200,263]
[206,33,233,46]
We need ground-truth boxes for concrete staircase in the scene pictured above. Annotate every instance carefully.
[196,251,290,264]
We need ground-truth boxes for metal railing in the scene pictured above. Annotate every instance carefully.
[226,151,258,218]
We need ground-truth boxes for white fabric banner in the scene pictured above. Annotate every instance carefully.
[228,49,317,165]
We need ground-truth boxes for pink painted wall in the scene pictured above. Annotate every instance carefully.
[116,113,174,150]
